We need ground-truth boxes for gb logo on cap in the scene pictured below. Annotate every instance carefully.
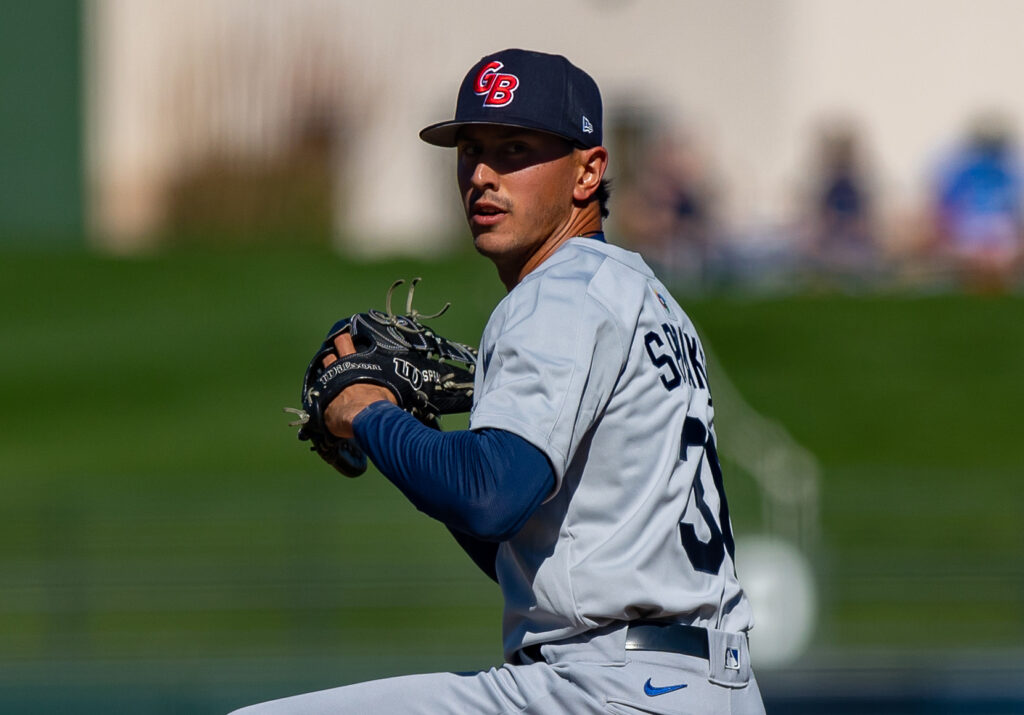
[474,61,519,107]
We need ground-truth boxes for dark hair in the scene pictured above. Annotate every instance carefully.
[595,178,611,219]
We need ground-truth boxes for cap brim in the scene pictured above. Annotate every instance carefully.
[419,118,586,147]
[418,120,468,147]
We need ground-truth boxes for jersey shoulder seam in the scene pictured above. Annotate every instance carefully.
[584,258,636,366]
[568,237,654,277]
[552,257,633,430]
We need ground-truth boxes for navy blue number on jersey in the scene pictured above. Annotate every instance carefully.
[678,417,735,574]
[644,325,734,575]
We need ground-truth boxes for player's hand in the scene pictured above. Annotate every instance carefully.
[321,333,397,439]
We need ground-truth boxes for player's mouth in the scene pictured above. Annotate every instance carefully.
[469,200,508,227]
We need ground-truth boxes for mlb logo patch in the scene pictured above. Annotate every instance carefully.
[654,290,670,314]
[725,647,741,670]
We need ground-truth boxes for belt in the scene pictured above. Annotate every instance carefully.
[518,620,710,664]
[624,621,710,659]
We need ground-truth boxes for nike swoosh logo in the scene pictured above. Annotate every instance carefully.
[643,678,688,696]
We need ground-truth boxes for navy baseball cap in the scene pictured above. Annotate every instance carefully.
[419,49,603,149]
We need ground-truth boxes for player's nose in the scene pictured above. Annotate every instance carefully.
[469,160,500,193]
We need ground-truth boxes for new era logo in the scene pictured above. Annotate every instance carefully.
[582,115,593,134]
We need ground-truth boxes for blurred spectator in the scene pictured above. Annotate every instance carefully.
[799,123,880,285]
[616,131,719,289]
[928,114,1024,291]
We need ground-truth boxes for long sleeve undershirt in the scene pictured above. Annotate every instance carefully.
[352,401,555,578]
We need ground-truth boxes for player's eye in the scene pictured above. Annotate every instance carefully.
[504,142,528,155]
[458,143,482,159]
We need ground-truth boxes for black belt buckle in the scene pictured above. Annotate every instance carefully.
[624,621,710,660]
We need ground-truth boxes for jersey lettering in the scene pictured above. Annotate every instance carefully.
[662,323,684,365]
[645,324,704,392]
[674,327,697,388]
[683,334,707,390]
[643,331,681,390]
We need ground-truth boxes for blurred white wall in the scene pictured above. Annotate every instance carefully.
[86,0,1024,254]
[87,0,357,251]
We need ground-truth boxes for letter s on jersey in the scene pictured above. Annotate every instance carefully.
[644,331,682,391]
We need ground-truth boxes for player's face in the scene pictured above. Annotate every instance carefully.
[456,126,580,282]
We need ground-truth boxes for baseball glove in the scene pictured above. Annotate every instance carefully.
[285,278,477,477]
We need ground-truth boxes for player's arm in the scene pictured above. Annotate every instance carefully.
[352,401,554,543]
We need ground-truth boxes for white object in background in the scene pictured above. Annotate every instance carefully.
[736,535,818,668]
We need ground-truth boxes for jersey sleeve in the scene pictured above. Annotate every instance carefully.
[469,268,629,491]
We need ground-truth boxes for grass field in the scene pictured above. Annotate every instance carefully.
[1,246,1022,710]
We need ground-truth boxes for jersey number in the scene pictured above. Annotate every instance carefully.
[678,417,735,574]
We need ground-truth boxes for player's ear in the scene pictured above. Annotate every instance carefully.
[573,146,608,203]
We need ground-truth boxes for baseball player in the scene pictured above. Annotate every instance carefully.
[233,48,764,714]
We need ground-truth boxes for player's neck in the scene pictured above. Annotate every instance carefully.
[500,208,603,291]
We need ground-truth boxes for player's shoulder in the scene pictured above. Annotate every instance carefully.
[520,237,654,303]
[491,237,673,335]
[553,239,699,333]
[537,236,653,277]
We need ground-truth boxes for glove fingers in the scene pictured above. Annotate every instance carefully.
[324,317,351,341]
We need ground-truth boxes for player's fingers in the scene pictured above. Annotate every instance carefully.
[334,333,356,357]
[321,332,356,368]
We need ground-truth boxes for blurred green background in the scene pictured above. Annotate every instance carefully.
[2,1,1023,712]
[0,2,82,243]
[1,249,1022,712]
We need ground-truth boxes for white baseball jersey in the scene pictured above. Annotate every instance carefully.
[469,237,752,659]
[230,236,765,715]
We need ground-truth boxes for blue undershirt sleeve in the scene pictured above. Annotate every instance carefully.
[351,401,555,545]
